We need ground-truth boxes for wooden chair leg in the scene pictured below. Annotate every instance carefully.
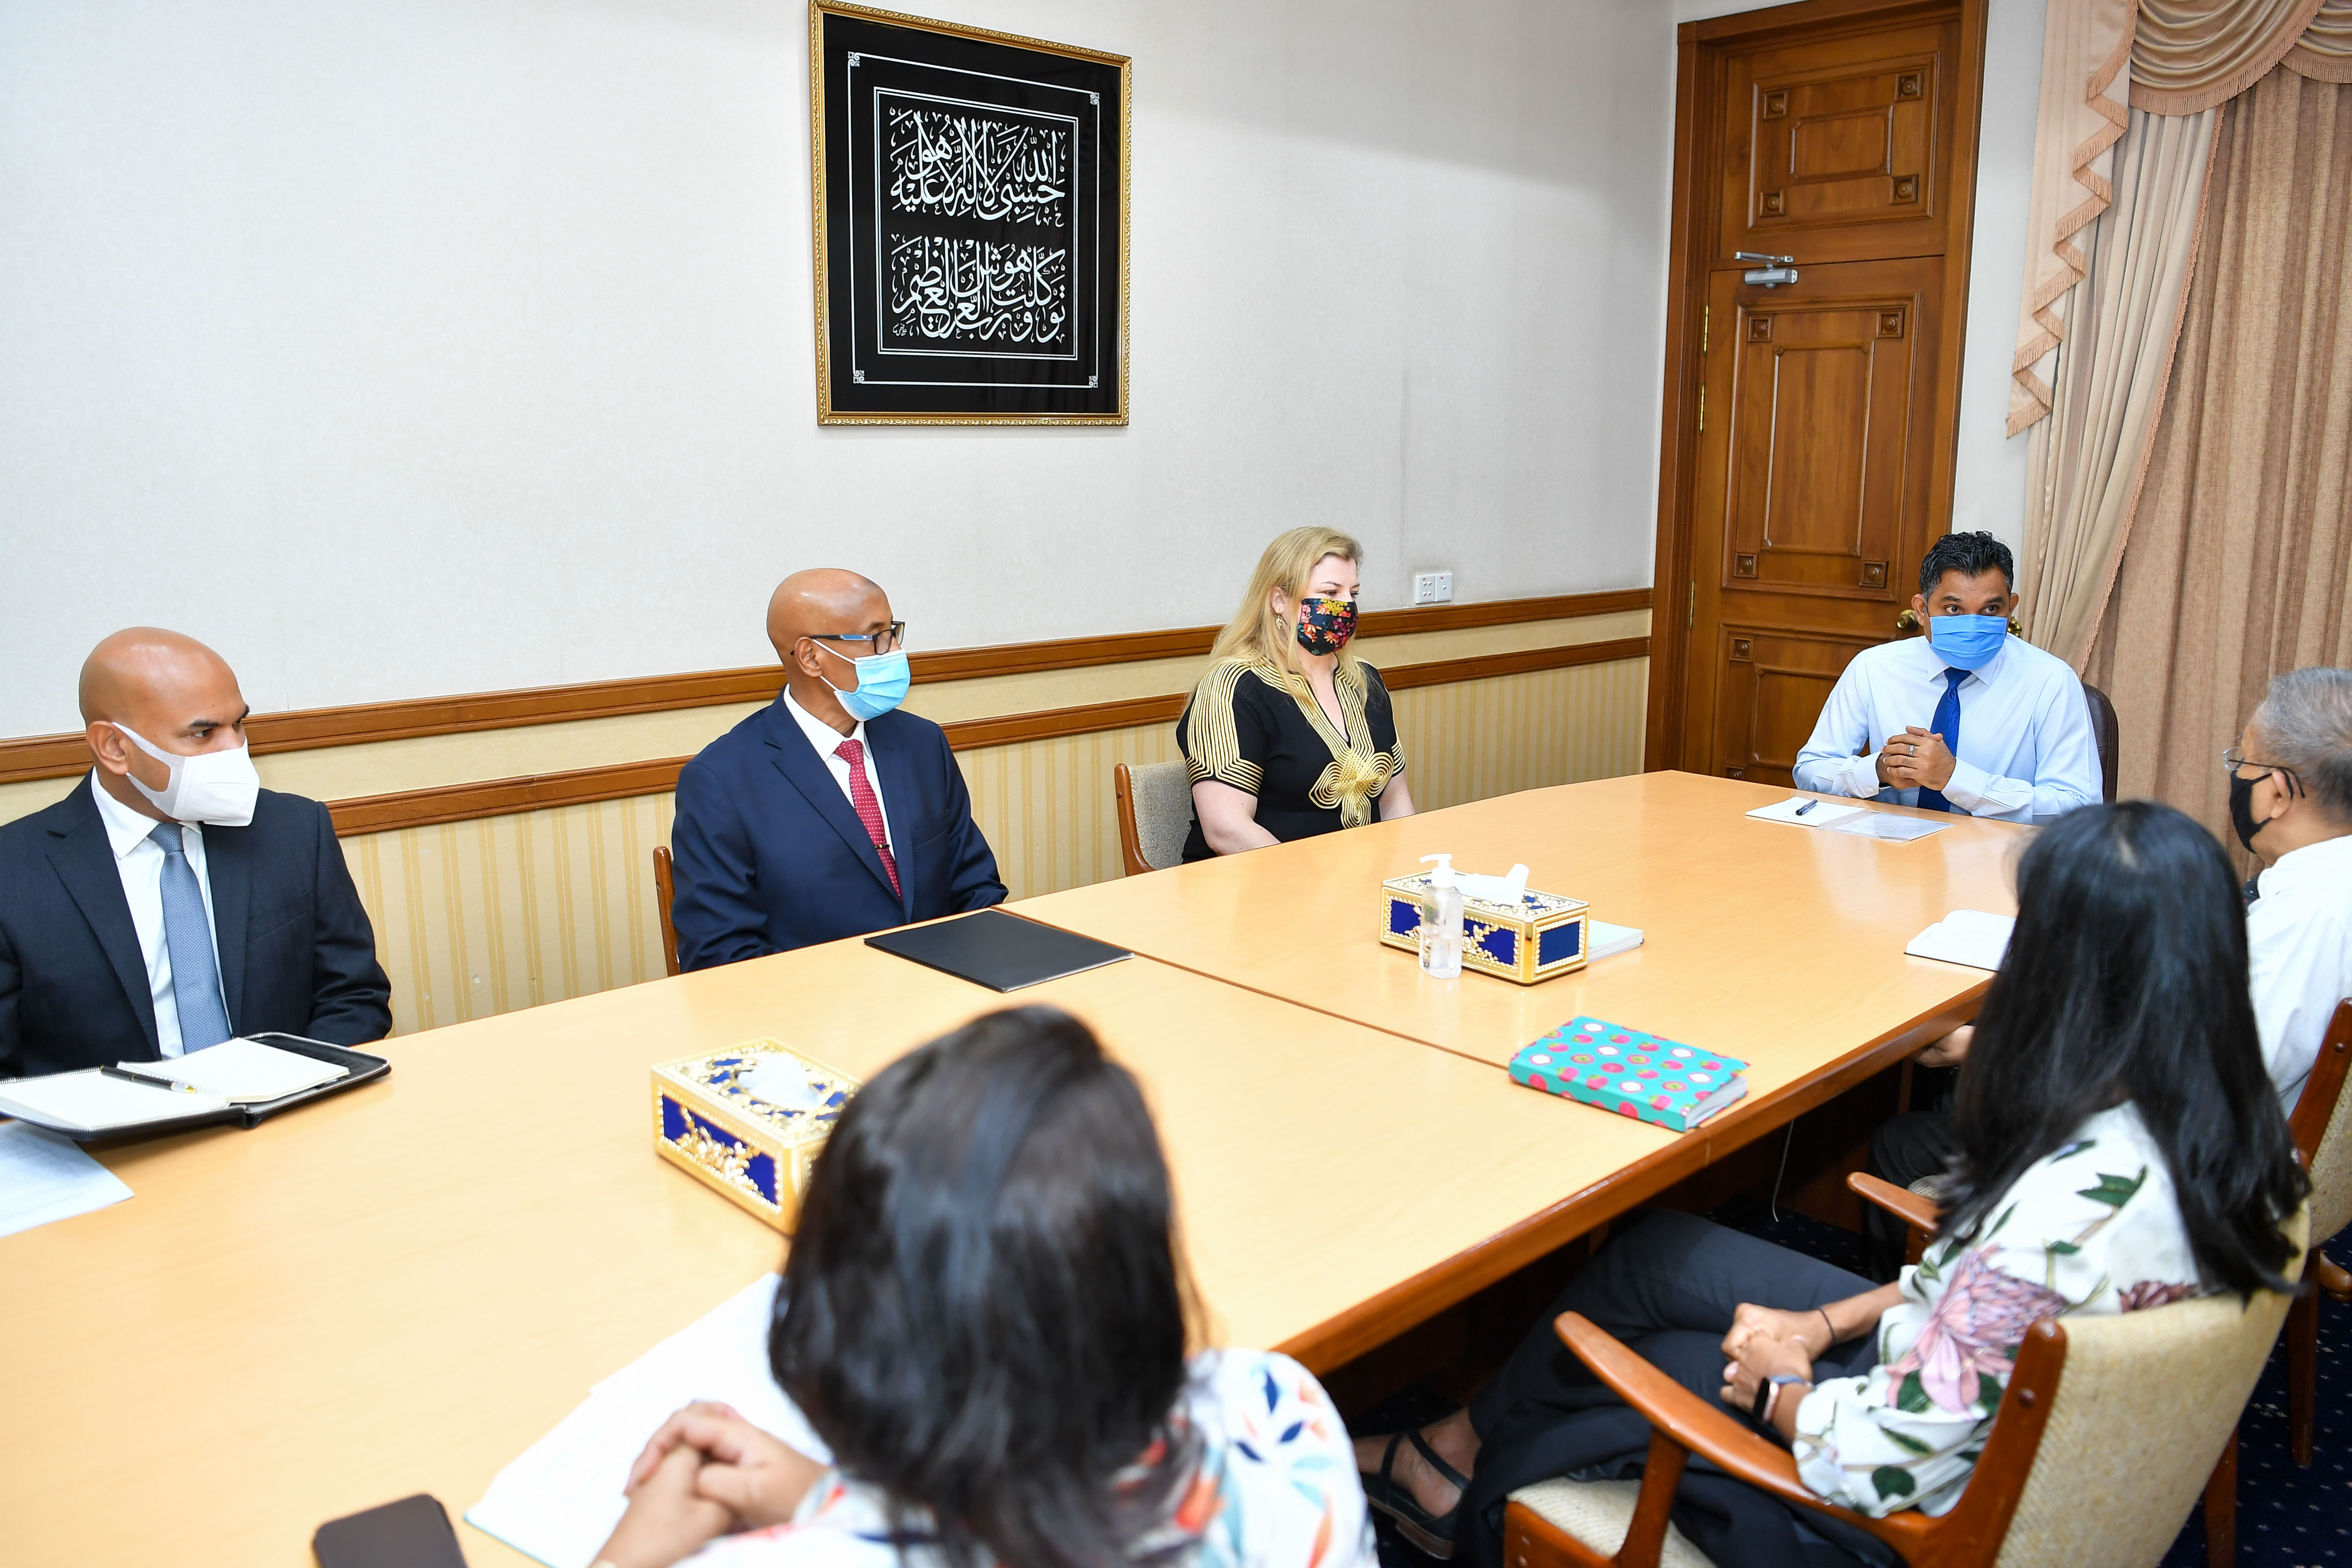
[2289,1287,2320,1466]
[2204,1425,2238,1568]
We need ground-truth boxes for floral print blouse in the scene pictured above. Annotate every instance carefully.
[1792,1103,2202,1516]
[682,1350,1375,1568]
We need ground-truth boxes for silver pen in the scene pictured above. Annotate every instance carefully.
[1795,799,1819,817]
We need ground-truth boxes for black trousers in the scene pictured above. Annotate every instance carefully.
[1458,1210,1893,1568]
[1861,1067,1961,1281]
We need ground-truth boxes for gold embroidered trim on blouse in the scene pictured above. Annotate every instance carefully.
[1183,659,1267,794]
[1183,658,1405,827]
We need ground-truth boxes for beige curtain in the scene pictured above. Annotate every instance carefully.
[2132,0,2328,113]
[2010,0,2352,435]
[2009,0,2135,436]
[2084,69,2352,845]
[2018,108,2216,668]
[2286,0,2352,79]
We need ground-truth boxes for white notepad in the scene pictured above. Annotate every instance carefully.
[1745,795,1864,827]
[0,1122,133,1238]
[467,1274,831,1568]
[1906,909,2015,971]
[1588,920,1645,961]
[0,1069,228,1133]
[114,1037,347,1102]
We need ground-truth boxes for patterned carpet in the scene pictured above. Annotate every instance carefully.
[1363,1209,2349,1568]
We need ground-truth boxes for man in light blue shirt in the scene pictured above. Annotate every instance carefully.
[1793,532,2101,826]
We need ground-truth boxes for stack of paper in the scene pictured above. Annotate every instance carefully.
[1906,910,2015,971]
[1587,920,1645,961]
[114,1037,346,1102]
[1828,813,1949,843]
[0,1122,133,1238]
[468,1275,831,1568]
[0,1070,228,1133]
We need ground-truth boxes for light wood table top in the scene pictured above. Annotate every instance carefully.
[1017,771,2025,1080]
[0,943,1675,1568]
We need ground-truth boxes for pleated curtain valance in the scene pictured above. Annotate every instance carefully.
[2133,0,2334,113]
[2010,0,2352,433]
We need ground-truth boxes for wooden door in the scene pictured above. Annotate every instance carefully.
[1647,1,1986,783]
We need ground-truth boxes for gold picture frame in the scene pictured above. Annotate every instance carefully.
[809,0,1130,425]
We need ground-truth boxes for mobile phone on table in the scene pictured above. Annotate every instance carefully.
[313,1493,469,1568]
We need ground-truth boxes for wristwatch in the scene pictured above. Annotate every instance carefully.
[1753,1373,1809,1423]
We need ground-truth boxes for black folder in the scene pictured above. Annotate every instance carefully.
[864,909,1132,992]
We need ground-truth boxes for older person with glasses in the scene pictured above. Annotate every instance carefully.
[1849,665,2352,1278]
[2226,666,2352,1113]
[668,570,1005,968]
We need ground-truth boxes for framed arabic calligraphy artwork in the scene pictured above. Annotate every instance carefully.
[809,1,1130,425]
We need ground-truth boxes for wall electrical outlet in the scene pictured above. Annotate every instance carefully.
[1412,571,1455,605]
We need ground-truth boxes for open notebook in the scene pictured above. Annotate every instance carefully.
[0,1035,382,1138]
[468,1275,830,1568]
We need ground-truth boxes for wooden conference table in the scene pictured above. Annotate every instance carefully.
[0,772,2022,1567]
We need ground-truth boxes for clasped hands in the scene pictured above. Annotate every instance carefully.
[1875,726,1956,792]
[1718,1303,1825,1436]
[593,1402,825,1568]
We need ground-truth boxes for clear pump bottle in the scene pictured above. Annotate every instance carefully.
[1418,853,1464,978]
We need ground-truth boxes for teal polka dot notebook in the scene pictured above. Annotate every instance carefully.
[1509,1018,1749,1133]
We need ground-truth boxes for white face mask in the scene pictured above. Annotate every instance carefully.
[110,722,261,826]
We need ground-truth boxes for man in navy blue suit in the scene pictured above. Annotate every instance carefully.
[668,570,1006,969]
[0,629,391,1080]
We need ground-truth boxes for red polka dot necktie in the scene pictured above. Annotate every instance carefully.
[833,738,901,898]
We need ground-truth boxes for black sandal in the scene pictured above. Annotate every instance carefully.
[1360,1428,1471,1559]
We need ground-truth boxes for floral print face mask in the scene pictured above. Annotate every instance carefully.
[1293,595,1357,656]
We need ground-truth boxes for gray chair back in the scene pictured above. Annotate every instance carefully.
[1118,760,1196,874]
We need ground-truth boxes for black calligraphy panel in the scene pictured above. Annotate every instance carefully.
[815,10,1125,422]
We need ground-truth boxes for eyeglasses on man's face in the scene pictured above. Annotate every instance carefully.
[2221,745,2298,781]
[810,622,906,656]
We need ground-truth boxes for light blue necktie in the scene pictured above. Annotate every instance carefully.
[1915,668,1969,814]
[149,822,233,1053]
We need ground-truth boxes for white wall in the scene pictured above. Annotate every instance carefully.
[0,0,1680,738]
[1674,0,2044,552]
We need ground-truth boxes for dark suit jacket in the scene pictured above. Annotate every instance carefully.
[0,777,393,1079]
[669,699,1006,969]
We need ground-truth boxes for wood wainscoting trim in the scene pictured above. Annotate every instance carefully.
[323,634,1652,837]
[1380,636,1651,692]
[0,589,1651,786]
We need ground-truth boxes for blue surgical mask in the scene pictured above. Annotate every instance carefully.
[816,644,911,722]
[1926,613,2008,671]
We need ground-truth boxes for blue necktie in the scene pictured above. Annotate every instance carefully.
[150,822,233,1053]
[1915,668,1969,814]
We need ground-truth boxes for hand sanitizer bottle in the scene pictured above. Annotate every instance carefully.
[1419,854,1464,979]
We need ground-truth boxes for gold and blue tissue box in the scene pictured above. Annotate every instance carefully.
[1379,874,1591,984]
[652,1042,861,1232]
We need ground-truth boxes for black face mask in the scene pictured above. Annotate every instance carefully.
[2229,770,2268,853]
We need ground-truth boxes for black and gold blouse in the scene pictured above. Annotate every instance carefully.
[1176,657,1407,861]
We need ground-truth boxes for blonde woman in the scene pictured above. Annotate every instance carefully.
[1178,528,1416,859]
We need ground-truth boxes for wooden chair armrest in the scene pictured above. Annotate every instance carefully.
[1848,1170,1940,1234]
[2317,1250,2351,1301]
[1553,1313,1844,1511]
[1553,1313,1941,1562]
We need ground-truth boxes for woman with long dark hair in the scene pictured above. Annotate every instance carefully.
[595,1006,1373,1568]
[1356,802,2309,1568]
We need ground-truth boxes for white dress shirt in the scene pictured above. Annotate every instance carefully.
[2249,832,2352,1115]
[780,688,895,852]
[1791,634,2102,824]
[87,770,228,1058]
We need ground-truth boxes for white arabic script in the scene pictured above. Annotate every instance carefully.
[886,235,1070,347]
[884,106,1068,228]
